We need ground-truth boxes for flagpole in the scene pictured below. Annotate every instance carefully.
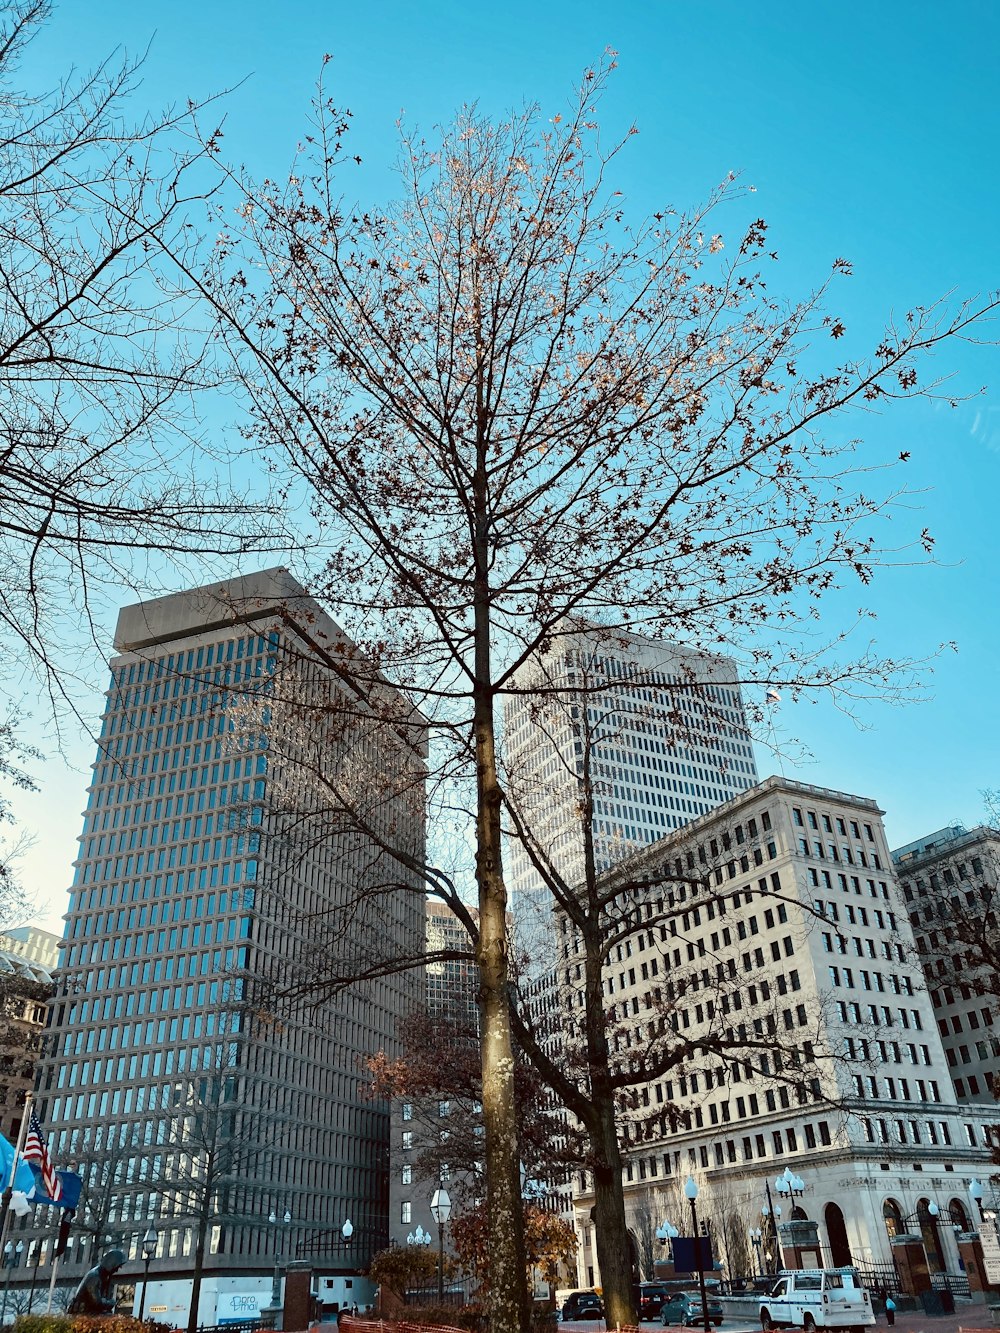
[0,1091,33,1255]
[45,1254,60,1314]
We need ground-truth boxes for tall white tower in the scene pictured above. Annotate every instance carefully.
[502,622,758,928]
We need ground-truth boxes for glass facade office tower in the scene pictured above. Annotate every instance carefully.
[35,569,425,1292]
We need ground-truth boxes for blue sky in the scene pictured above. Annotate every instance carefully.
[10,0,1000,930]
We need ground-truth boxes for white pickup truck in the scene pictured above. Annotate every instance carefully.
[759,1269,876,1331]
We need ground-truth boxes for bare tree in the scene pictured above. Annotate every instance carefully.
[189,52,998,1333]
[149,1029,277,1333]
[65,1123,143,1263]
[0,1,281,737]
[0,717,37,917]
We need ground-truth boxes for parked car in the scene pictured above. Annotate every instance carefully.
[660,1291,724,1327]
[561,1290,605,1321]
[637,1284,671,1321]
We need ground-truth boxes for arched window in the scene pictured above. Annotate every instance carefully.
[949,1198,971,1231]
[883,1199,903,1240]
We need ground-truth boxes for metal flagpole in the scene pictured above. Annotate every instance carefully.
[0,1091,34,1255]
[45,1254,60,1314]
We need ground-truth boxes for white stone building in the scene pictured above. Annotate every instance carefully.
[502,621,758,947]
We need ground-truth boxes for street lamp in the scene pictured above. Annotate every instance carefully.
[655,1220,679,1258]
[684,1178,711,1333]
[406,1226,431,1247]
[749,1228,763,1277]
[138,1226,159,1321]
[267,1208,292,1310]
[430,1188,452,1305]
[774,1169,805,1201]
[1,1240,24,1324]
[761,1202,782,1275]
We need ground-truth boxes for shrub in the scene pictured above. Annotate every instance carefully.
[397,1305,484,1331]
[12,1316,73,1333]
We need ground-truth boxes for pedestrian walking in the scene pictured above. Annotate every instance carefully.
[885,1296,896,1326]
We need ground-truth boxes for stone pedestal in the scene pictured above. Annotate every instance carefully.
[890,1236,932,1296]
[284,1262,314,1332]
[779,1220,822,1270]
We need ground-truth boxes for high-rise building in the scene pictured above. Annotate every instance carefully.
[893,824,1000,1103]
[0,935,56,1141]
[554,776,994,1289]
[503,621,758,938]
[33,569,426,1323]
[389,900,479,1253]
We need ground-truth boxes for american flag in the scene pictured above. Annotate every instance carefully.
[22,1111,61,1202]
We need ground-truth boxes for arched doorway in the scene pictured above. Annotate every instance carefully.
[792,1206,808,1221]
[825,1202,852,1267]
[883,1199,904,1241]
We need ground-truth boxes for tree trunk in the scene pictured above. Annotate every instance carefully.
[472,342,529,1330]
[474,681,529,1333]
[592,1103,635,1326]
[584,932,636,1329]
[186,1207,210,1333]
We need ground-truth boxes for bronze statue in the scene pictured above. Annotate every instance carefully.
[68,1248,126,1314]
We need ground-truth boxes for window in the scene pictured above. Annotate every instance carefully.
[401,1201,412,1224]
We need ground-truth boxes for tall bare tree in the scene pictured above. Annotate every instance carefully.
[190,53,997,1333]
[0,1,279,733]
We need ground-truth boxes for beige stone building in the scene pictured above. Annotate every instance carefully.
[557,777,995,1290]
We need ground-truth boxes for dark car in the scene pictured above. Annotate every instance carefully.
[638,1284,671,1321]
[659,1291,724,1327]
[561,1290,605,1321]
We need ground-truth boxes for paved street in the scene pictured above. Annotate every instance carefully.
[559,1314,998,1333]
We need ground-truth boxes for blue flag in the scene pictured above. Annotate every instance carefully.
[0,1130,37,1194]
[28,1166,82,1209]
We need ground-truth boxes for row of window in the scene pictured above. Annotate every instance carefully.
[792,806,876,842]
[798,837,882,870]
[610,1119,835,1190]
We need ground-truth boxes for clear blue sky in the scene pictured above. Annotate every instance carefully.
[11,0,1000,929]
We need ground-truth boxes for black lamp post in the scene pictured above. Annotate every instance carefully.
[138,1226,159,1321]
[684,1178,711,1333]
[749,1227,763,1277]
[430,1189,451,1305]
[267,1209,292,1311]
[26,1239,43,1314]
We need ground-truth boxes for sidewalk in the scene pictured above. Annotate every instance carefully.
[877,1309,997,1333]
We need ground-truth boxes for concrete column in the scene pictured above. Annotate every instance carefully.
[284,1262,314,1332]
[958,1235,994,1299]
